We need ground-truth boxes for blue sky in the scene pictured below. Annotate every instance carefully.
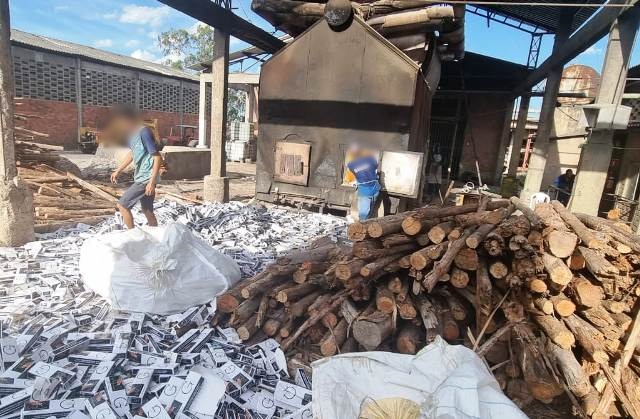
[9,0,639,78]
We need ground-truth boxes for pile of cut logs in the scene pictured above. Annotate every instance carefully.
[18,165,119,233]
[216,197,640,418]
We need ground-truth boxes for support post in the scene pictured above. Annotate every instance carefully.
[520,11,574,203]
[569,9,640,215]
[507,95,531,176]
[0,0,34,246]
[203,29,230,203]
[75,58,83,144]
[494,98,516,184]
[197,73,207,148]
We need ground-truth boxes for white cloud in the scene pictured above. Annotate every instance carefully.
[125,39,140,48]
[103,11,118,19]
[147,31,159,40]
[94,39,114,48]
[583,46,603,55]
[119,5,172,27]
[130,49,157,61]
[54,5,69,12]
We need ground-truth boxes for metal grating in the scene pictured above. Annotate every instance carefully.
[13,56,76,102]
[183,85,199,114]
[623,98,640,127]
[81,68,135,107]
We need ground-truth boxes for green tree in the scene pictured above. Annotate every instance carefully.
[158,25,245,122]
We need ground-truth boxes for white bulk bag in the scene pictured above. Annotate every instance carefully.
[79,222,241,315]
[312,337,527,419]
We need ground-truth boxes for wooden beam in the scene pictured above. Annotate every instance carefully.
[157,0,285,54]
[513,0,638,93]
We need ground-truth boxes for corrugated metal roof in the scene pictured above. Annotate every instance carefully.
[476,0,607,33]
[10,29,198,82]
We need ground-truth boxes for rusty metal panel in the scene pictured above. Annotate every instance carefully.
[273,141,311,185]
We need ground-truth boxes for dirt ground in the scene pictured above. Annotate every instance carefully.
[61,151,256,202]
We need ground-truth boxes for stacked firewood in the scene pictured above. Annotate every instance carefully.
[217,197,640,417]
[17,165,119,233]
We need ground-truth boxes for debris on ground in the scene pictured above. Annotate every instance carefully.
[219,196,640,417]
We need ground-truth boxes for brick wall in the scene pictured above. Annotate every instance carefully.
[15,99,198,149]
[15,98,78,148]
[458,94,512,185]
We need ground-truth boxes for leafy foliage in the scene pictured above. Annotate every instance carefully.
[158,25,245,122]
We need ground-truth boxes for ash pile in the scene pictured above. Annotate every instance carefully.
[0,201,343,419]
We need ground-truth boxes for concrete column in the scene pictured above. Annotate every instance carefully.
[75,57,83,144]
[507,95,531,176]
[197,73,207,148]
[569,9,640,215]
[520,11,574,204]
[0,0,34,246]
[203,29,230,203]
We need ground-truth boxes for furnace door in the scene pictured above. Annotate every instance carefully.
[273,141,312,186]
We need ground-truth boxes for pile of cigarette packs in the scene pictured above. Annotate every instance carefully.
[0,200,338,419]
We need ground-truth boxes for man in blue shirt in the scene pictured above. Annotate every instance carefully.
[109,108,162,229]
[553,169,575,205]
[346,145,381,220]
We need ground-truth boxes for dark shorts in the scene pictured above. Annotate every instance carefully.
[118,182,155,211]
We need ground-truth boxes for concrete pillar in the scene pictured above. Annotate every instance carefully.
[507,95,531,176]
[75,57,83,143]
[569,9,640,215]
[520,11,574,203]
[197,73,207,149]
[203,29,230,203]
[0,0,34,246]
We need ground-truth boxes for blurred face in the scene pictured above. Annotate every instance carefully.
[102,115,138,147]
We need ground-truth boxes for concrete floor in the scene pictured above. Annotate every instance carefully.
[61,151,256,202]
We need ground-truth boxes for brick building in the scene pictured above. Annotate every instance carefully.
[11,29,202,149]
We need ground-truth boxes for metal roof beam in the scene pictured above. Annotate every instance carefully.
[514,0,638,93]
[157,0,285,53]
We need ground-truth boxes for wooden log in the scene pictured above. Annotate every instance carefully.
[580,306,618,330]
[576,213,640,253]
[33,215,112,234]
[237,313,260,341]
[319,318,348,357]
[396,293,417,320]
[367,213,406,238]
[551,200,602,248]
[416,295,440,344]
[578,246,620,278]
[288,291,323,318]
[509,196,542,228]
[541,253,572,291]
[475,258,495,334]
[568,275,603,308]
[66,172,118,203]
[33,196,116,210]
[488,260,509,279]
[433,298,459,341]
[255,294,270,329]
[533,297,554,315]
[39,208,115,220]
[466,224,495,249]
[381,233,414,248]
[387,276,404,294]
[376,284,396,314]
[517,339,564,403]
[532,313,575,349]
[230,297,262,327]
[423,227,476,292]
[427,220,455,244]
[241,273,288,299]
[276,283,319,303]
[535,202,569,231]
[455,208,508,228]
[352,311,393,351]
[447,226,464,241]
[396,324,424,355]
[545,339,592,398]
[411,200,510,219]
[568,249,586,270]
[547,230,578,259]
[217,287,243,313]
[262,311,286,336]
[550,293,576,317]
[347,221,369,241]
[293,261,330,283]
[450,267,470,288]
[454,248,478,271]
[483,231,505,256]
[401,216,439,236]
[361,253,404,277]
[335,259,366,281]
[497,215,530,238]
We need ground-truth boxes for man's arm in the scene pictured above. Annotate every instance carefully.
[145,154,162,196]
[111,151,133,184]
